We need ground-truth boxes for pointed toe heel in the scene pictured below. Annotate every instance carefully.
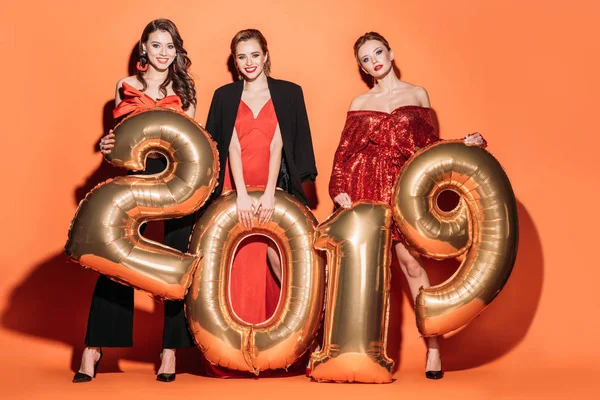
[425,370,444,380]
[157,373,176,382]
[72,348,103,383]
[72,371,93,383]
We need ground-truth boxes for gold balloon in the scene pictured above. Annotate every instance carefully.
[186,188,325,374]
[310,202,394,383]
[392,140,518,336]
[65,109,219,300]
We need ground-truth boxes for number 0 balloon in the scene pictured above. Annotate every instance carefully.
[186,188,325,374]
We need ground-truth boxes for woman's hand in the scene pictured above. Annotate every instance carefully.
[334,193,352,209]
[255,191,275,225]
[99,130,115,154]
[464,132,486,147]
[236,192,255,228]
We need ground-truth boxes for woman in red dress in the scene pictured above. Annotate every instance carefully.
[329,32,486,380]
[223,31,282,324]
[204,28,318,376]
[76,19,197,384]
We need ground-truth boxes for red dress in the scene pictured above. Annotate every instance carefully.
[329,106,439,242]
[205,98,282,378]
[223,98,280,323]
[113,82,182,118]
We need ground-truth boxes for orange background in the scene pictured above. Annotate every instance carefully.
[1,0,598,398]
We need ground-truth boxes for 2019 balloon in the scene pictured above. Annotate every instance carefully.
[392,140,518,336]
[65,109,219,300]
[66,113,518,380]
[186,188,325,374]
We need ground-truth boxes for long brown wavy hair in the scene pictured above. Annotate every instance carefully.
[136,19,196,110]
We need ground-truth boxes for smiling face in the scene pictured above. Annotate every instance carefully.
[234,39,268,81]
[142,30,177,71]
[357,39,394,79]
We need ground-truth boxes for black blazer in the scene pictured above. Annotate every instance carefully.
[205,77,318,206]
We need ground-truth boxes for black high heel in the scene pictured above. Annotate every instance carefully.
[156,372,176,382]
[73,348,103,383]
[156,350,176,383]
[425,350,443,380]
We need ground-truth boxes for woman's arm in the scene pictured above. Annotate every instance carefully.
[228,128,254,228]
[256,125,283,225]
[416,86,486,147]
[184,102,196,119]
[99,79,126,154]
[328,114,355,205]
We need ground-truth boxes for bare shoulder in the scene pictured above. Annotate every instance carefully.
[348,92,372,111]
[117,75,139,90]
[400,82,430,107]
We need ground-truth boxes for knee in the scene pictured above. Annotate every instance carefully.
[266,246,281,268]
[405,259,424,278]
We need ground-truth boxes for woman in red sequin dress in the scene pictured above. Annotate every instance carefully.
[76,19,197,384]
[329,32,485,380]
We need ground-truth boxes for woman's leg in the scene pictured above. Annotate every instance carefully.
[159,213,196,375]
[266,241,282,284]
[393,242,442,373]
[79,275,134,376]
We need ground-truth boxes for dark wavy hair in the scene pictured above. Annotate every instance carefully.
[230,29,271,77]
[136,19,196,110]
[353,31,392,64]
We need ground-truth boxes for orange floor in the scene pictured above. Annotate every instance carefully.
[0,324,595,400]
[1,354,595,399]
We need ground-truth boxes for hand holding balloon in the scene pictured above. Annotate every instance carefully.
[463,132,486,147]
[255,190,275,225]
[333,192,352,209]
[98,130,115,154]
[236,190,255,229]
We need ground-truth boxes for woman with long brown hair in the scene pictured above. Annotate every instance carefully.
[203,28,318,377]
[329,32,486,380]
[74,19,196,384]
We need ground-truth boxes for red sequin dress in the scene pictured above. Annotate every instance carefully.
[329,105,439,242]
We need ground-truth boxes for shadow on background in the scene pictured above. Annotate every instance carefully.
[386,200,543,371]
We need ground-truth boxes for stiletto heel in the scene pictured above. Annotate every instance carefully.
[73,348,103,383]
[425,350,443,380]
[156,350,176,383]
[156,372,176,382]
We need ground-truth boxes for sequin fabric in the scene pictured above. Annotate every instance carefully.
[329,105,439,242]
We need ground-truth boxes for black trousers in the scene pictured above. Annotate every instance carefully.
[84,158,195,348]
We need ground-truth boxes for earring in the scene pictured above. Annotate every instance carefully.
[173,56,177,73]
[136,51,148,72]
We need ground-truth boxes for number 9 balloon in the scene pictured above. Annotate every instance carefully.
[392,140,518,336]
[65,109,219,300]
